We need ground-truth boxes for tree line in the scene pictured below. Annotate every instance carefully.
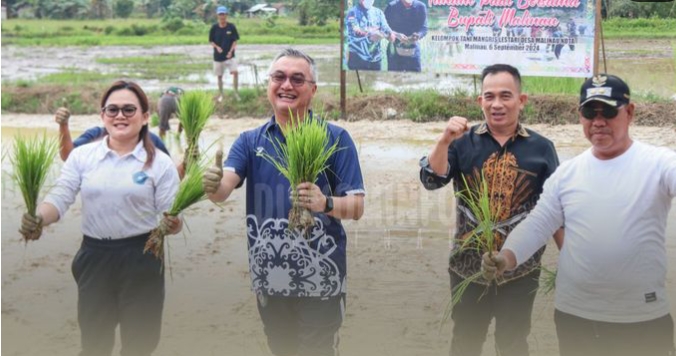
[2,0,341,25]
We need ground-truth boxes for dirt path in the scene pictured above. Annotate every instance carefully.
[2,115,675,356]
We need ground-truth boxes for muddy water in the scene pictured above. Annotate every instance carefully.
[2,115,676,356]
[2,41,675,97]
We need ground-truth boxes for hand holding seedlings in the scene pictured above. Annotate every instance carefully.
[19,212,43,241]
[160,213,181,235]
[441,116,469,146]
[54,107,70,125]
[203,150,223,194]
[294,182,327,213]
[481,251,508,280]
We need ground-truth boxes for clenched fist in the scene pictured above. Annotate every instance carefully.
[440,116,469,146]
[55,107,70,125]
[19,213,43,241]
[481,251,507,281]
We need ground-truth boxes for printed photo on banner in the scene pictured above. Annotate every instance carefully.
[343,0,595,77]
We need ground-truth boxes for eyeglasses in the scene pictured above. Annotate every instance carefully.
[580,104,620,120]
[269,72,315,87]
[102,105,138,118]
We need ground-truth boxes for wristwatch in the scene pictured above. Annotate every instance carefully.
[324,196,334,213]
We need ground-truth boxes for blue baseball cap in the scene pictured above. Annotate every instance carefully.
[216,6,228,14]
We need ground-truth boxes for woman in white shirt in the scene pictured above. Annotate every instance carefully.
[20,80,182,356]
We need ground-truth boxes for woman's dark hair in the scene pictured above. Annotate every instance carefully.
[100,80,155,169]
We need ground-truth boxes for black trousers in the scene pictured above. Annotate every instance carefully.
[71,234,164,356]
[449,269,540,356]
[555,309,676,356]
[256,293,345,356]
[347,53,381,71]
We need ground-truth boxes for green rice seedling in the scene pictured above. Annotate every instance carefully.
[441,169,504,326]
[177,90,214,168]
[150,113,159,128]
[144,151,213,260]
[10,134,59,241]
[539,266,557,295]
[256,110,341,236]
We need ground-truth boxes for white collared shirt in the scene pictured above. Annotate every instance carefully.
[44,137,179,239]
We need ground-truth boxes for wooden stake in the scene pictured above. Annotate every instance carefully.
[340,0,347,120]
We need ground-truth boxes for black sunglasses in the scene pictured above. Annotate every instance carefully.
[102,105,138,118]
[580,104,621,120]
[269,72,315,87]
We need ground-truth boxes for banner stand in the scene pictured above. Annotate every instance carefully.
[340,0,347,120]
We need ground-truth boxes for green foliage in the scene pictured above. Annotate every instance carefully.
[150,113,160,127]
[144,154,210,260]
[162,17,185,32]
[1,18,340,46]
[10,134,59,227]
[522,76,582,95]
[404,90,455,122]
[295,0,339,26]
[603,17,676,38]
[441,170,504,325]
[114,0,135,18]
[15,0,90,19]
[177,91,215,167]
[256,111,342,231]
[265,13,278,28]
[539,266,557,295]
[608,0,676,19]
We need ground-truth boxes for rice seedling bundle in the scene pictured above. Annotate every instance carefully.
[539,266,557,295]
[177,91,214,168]
[143,152,214,260]
[10,135,59,241]
[441,171,503,325]
[256,111,341,236]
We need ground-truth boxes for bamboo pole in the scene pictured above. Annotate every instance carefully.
[593,0,601,75]
[340,0,346,120]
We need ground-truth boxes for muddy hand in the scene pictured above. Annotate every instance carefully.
[481,251,506,281]
[161,212,181,235]
[55,107,71,125]
[294,182,326,213]
[203,149,223,194]
[441,116,469,145]
[19,213,43,239]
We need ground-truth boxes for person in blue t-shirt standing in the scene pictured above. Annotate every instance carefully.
[209,6,239,102]
[384,0,428,72]
[202,48,366,356]
[346,0,396,71]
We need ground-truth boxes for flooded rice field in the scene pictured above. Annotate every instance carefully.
[1,113,675,356]
[2,40,675,97]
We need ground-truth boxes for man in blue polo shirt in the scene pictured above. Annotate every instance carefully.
[203,48,365,356]
[346,0,396,71]
[384,0,428,72]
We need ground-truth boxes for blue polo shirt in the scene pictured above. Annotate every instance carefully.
[346,4,392,63]
[224,114,365,297]
[73,126,170,156]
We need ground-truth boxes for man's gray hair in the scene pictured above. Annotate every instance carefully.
[268,48,318,83]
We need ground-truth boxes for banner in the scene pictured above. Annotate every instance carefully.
[343,0,595,77]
